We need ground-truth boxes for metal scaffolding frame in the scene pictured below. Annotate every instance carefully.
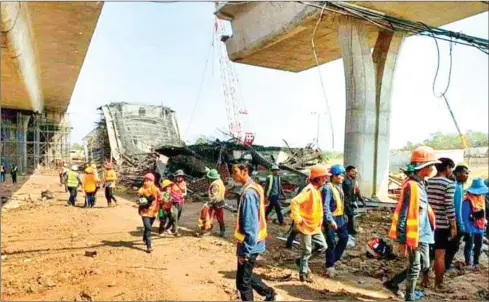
[0,109,71,173]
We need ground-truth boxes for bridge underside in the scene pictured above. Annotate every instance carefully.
[1,2,103,173]
[216,1,487,201]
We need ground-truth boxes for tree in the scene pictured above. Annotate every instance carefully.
[400,131,488,150]
[71,143,84,150]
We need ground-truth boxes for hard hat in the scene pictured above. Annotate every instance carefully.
[330,164,346,176]
[174,170,185,177]
[71,165,78,171]
[161,179,173,188]
[143,173,155,182]
[309,165,330,180]
[206,169,220,180]
[85,167,94,174]
[271,164,280,171]
[409,146,441,170]
[105,163,113,169]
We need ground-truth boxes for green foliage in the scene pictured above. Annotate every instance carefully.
[400,131,488,150]
[194,136,212,145]
[71,143,84,150]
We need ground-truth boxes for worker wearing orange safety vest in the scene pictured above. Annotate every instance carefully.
[290,165,329,283]
[388,146,438,301]
[104,163,118,207]
[170,169,187,237]
[83,166,98,208]
[198,169,227,237]
[232,161,279,302]
[137,173,160,253]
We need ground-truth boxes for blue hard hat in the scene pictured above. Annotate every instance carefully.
[330,164,346,176]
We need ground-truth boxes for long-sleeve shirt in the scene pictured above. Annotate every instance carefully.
[396,177,435,245]
[237,179,265,257]
[290,184,323,235]
[427,176,456,230]
[454,182,465,232]
[322,183,346,227]
[462,199,485,235]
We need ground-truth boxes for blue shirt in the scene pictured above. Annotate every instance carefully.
[322,183,346,227]
[462,199,485,235]
[397,177,434,245]
[270,175,280,197]
[454,182,465,233]
[236,179,266,257]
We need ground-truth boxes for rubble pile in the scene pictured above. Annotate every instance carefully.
[117,152,160,188]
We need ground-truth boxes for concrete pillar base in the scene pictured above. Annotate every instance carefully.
[338,16,405,200]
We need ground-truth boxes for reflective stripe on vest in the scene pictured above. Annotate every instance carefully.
[328,183,344,216]
[266,175,280,197]
[67,171,79,187]
[234,181,268,243]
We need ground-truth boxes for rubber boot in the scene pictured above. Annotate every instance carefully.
[219,223,226,237]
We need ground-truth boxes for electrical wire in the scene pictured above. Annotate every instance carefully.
[311,3,335,150]
[183,28,214,137]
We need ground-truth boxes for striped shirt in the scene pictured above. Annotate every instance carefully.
[427,176,456,230]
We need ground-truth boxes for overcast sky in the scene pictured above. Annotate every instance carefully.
[67,2,488,151]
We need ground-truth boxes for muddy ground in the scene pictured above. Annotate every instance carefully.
[1,174,488,301]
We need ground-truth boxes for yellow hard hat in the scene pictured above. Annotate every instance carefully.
[85,166,94,174]
[161,179,173,188]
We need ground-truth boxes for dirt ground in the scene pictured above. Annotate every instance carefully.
[1,174,488,301]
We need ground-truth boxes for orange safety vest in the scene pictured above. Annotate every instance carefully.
[290,183,323,235]
[83,174,97,193]
[234,181,268,243]
[198,204,213,231]
[388,179,436,248]
[138,183,160,218]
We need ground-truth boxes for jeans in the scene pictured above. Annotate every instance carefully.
[265,195,283,224]
[68,187,78,205]
[445,233,463,268]
[345,203,356,235]
[325,223,349,268]
[286,222,299,248]
[464,233,483,265]
[105,186,117,205]
[299,232,327,275]
[11,173,17,184]
[406,242,430,301]
[1,172,6,183]
[236,253,275,301]
[85,192,95,208]
[142,217,156,248]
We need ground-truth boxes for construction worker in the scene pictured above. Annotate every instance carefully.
[343,165,365,235]
[322,164,348,278]
[0,163,6,183]
[265,164,287,226]
[158,179,174,235]
[172,169,187,221]
[104,163,118,207]
[65,166,82,206]
[83,166,98,208]
[445,163,470,271]
[198,169,226,237]
[290,166,328,283]
[232,161,279,301]
[285,178,309,249]
[90,163,100,206]
[137,173,160,253]
[11,164,18,184]
[426,157,457,292]
[461,177,488,269]
[388,146,438,301]
[60,164,69,192]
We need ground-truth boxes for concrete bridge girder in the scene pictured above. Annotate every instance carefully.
[216,2,486,200]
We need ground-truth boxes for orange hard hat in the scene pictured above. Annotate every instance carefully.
[143,173,155,182]
[309,165,330,180]
[411,146,438,163]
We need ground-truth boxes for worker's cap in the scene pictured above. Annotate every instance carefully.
[174,170,186,177]
[271,164,280,171]
[71,165,78,171]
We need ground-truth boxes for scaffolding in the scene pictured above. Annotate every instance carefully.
[0,109,71,174]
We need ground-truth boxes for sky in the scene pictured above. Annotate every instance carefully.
[68,2,489,151]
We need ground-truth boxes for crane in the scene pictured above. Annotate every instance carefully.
[213,5,254,146]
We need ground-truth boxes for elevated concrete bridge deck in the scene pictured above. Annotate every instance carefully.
[1,1,103,114]
[216,1,488,200]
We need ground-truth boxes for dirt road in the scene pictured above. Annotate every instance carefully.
[2,175,488,301]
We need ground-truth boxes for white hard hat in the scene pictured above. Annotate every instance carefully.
[71,165,78,171]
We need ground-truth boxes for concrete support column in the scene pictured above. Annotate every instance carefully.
[33,115,40,170]
[337,16,405,200]
[16,112,30,173]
